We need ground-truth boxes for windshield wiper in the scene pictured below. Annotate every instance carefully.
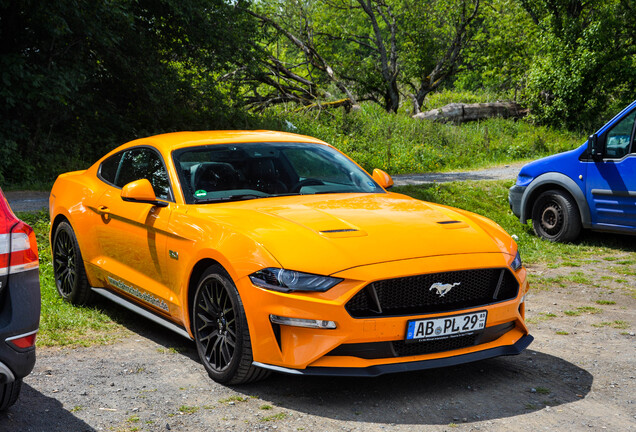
[195,194,263,204]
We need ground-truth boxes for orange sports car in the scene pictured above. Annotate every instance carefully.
[50,131,531,384]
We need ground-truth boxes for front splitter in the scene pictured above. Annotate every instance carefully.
[253,334,533,377]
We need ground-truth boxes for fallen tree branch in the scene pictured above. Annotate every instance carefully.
[413,102,528,123]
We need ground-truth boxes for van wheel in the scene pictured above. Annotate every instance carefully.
[531,190,581,242]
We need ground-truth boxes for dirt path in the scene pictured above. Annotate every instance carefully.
[2,255,634,432]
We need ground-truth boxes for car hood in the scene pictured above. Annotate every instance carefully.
[191,193,514,276]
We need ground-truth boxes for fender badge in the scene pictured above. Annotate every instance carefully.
[169,250,179,260]
[429,282,460,297]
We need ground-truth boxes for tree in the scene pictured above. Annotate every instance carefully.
[0,0,258,184]
[520,0,636,129]
[244,0,481,113]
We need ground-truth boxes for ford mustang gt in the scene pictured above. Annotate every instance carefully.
[50,131,532,384]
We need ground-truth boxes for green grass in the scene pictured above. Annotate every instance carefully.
[564,306,602,317]
[258,102,584,175]
[178,405,199,414]
[592,321,630,329]
[18,211,126,347]
[219,396,248,404]
[595,300,616,305]
[261,413,288,422]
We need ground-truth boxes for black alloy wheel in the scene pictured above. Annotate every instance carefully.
[52,221,92,305]
[192,265,269,384]
[531,190,581,242]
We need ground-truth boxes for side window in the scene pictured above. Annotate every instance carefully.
[604,109,636,158]
[113,148,171,200]
[99,153,123,184]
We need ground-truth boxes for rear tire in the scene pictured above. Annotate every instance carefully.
[192,265,270,384]
[531,190,581,242]
[0,379,22,411]
[52,221,93,305]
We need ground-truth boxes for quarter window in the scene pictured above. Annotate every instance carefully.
[99,147,171,200]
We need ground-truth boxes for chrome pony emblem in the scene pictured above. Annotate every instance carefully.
[429,282,460,297]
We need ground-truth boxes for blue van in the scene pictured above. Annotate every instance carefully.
[509,100,636,242]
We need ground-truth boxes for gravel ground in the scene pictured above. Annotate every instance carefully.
[1,254,634,432]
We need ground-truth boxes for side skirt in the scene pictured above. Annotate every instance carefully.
[91,287,192,340]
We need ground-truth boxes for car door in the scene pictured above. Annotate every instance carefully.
[585,108,636,232]
[93,146,176,315]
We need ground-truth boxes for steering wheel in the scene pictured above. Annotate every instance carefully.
[292,178,324,193]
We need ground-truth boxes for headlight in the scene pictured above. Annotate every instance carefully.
[511,251,523,271]
[249,268,343,293]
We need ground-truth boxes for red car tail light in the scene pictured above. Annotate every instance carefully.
[6,331,37,350]
[0,193,39,276]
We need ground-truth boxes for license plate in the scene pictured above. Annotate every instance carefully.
[405,311,487,342]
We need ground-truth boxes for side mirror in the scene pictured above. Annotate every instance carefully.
[587,133,603,161]
[121,179,168,207]
[372,169,394,189]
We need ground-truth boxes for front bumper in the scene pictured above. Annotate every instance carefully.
[238,253,530,375]
[508,184,526,220]
[0,268,40,382]
[254,334,533,376]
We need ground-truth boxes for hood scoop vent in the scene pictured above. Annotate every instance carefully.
[319,228,367,238]
[437,220,469,229]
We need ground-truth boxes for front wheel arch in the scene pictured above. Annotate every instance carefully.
[520,173,591,228]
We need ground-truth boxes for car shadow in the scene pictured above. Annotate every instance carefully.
[0,383,95,432]
[232,350,592,426]
[88,295,593,426]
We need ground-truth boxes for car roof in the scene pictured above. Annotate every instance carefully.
[121,130,328,153]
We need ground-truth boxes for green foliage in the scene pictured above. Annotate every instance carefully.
[520,0,636,130]
[257,102,583,174]
[455,0,538,94]
[0,0,258,186]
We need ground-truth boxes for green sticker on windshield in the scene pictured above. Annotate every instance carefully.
[194,190,207,198]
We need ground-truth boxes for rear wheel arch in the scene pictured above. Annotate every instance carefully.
[51,214,71,242]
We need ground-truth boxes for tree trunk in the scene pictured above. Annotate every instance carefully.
[412,102,528,123]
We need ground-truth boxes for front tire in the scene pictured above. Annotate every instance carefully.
[192,265,269,384]
[52,221,93,305]
[531,190,581,242]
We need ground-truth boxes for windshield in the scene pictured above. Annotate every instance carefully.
[173,142,384,204]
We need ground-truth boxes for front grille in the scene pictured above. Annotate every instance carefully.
[345,268,518,318]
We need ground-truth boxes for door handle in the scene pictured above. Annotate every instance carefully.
[97,205,111,214]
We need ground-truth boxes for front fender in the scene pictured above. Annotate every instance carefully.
[520,172,591,228]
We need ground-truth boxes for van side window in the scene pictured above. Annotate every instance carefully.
[605,110,635,158]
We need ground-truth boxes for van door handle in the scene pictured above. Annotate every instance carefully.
[97,205,111,214]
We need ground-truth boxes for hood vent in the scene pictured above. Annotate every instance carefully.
[319,228,367,238]
[437,220,469,229]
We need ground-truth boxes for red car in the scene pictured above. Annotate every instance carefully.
[0,189,40,410]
